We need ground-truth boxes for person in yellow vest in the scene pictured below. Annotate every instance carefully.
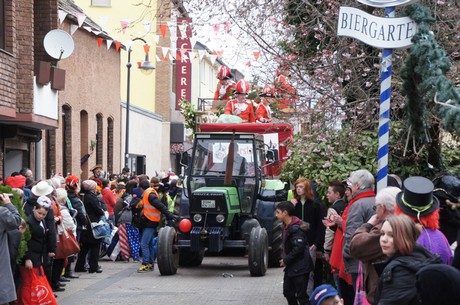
[137,179,178,273]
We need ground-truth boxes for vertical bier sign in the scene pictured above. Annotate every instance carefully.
[176,17,192,110]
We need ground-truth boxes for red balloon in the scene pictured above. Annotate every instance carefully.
[179,218,192,233]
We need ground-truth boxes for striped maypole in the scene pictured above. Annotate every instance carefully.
[377,7,395,192]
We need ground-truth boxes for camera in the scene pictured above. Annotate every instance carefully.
[0,193,14,202]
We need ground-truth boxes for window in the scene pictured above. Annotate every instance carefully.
[91,0,111,6]
[62,105,72,176]
[96,113,103,166]
[106,117,114,175]
[0,0,5,50]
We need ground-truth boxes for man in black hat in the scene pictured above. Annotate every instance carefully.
[90,164,105,180]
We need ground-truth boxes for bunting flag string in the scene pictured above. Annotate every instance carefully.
[58,9,266,66]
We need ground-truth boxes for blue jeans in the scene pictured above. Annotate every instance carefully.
[141,227,156,265]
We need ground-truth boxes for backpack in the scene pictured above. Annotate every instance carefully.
[130,197,142,228]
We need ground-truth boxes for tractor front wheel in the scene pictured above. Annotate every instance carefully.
[157,226,179,275]
[248,227,268,276]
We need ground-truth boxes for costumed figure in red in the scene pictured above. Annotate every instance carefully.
[256,84,275,123]
[274,63,297,111]
[214,65,236,100]
[224,79,255,123]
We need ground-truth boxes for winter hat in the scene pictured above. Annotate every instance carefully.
[309,284,339,305]
[31,181,54,197]
[82,179,97,191]
[36,196,52,209]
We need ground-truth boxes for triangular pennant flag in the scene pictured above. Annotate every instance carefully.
[83,26,92,32]
[209,54,217,65]
[213,24,220,34]
[58,10,68,24]
[76,13,86,27]
[99,16,109,30]
[224,21,231,33]
[106,39,113,50]
[120,19,131,34]
[216,50,223,58]
[70,24,79,35]
[167,21,175,35]
[253,51,260,61]
[176,50,182,61]
[168,53,174,61]
[115,41,121,52]
[156,55,161,62]
[160,24,167,38]
[144,20,152,33]
[152,34,160,44]
[189,37,197,49]
[198,50,205,61]
[93,30,102,36]
[188,51,195,61]
[161,47,169,59]
[246,60,252,67]
[97,37,103,48]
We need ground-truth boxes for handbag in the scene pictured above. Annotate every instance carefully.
[90,215,110,239]
[55,226,80,259]
[354,261,371,305]
[17,266,58,305]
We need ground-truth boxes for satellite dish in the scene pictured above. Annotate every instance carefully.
[43,29,75,60]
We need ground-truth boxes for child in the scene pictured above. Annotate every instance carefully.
[310,284,343,305]
[276,201,313,305]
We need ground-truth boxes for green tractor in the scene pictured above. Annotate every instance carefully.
[157,127,291,276]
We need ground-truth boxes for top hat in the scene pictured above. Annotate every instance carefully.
[31,181,54,197]
[396,176,439,217]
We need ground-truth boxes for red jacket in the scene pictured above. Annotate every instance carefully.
[224,99,255,123]
[256,102,272,123]
[214,81,236,100]
[102,187,117,216]
[275,75,296,109]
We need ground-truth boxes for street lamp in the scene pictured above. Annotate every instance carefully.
[125,37,155,169]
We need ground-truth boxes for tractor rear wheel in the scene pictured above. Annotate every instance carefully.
[179,248,205,267]
[157,226,179,275]
[248,227,268,276]
[268,219,283,267]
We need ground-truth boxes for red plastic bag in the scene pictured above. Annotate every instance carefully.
[17,266,58,305]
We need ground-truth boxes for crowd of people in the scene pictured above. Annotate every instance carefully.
[275,170,460,305]
[1,163,460,305]
[0,165,180,305]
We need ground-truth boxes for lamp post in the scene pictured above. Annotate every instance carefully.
[125,37,155,169]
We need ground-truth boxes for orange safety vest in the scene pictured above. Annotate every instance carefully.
[140,188,161,222]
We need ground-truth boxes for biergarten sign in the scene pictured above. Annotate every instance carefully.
[337,7,417,49]
[337,1,419,192]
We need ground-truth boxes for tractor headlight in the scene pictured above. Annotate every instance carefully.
[216,214,225,223]
[193,214,203,223]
